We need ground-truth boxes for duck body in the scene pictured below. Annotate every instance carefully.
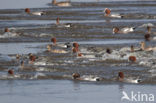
[108,14,123,18]
[104,8,123,18]
[30,11,45,16]
[25,8,45,16]
[52,0,71,7]
[113,27,135,34]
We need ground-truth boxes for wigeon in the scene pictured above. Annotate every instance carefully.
[52,0,71,7]
[118,72,141,84]
[113,27,135,34]
[56,17,71,28]
[72,73,100,81]
[140,41,156,51]
[51,37,71,48]
[104,8,124,18]
[0,28,18,38]
[25,8,45,16]
[47,44,67,53]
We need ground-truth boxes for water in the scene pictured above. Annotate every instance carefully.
[0,0,156,102]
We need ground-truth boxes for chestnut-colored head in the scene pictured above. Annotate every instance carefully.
[4,28,9,32]
[51,37,57,44]
[118,72,124,79]
[106,48,112,54]
[56,17,60,24]
[29,55,36,62]
[113,27,119,34]
[8,69,14,75]
[144,34,150,41]
[72,73,80,79]
[25,8,30,13]
[73,42,79,48]
[129,56,136,62]
[104,8,111,16]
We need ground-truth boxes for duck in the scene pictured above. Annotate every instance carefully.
[25,8,45,16]
[72,73,100,81]
[56,17,71,28]
[51,37,71,48]
[140,41,156,51]
[103,8,124,18]
[47,44,68,53]
[113,27,135,34]
[0,28,18,38]
[52,0,71,7]
[118,72,141,84]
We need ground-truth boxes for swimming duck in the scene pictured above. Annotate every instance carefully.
[140,41,156,51]
[103,8,124,18]
[25,8,45,16]
[52,0,71,7]
[47,44,68,53]
[113,27,135,34]
[0,28,18,38]
[51,37,71,48]
[56,17,71,28]
[118,72,141,84]
[72,73,100,81]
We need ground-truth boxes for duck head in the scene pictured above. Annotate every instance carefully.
[144,34,150,41]
[29,54,36,63]
[118,72,124,81]
[25,8,30,13]
[56,17,60,25]
[73,42,79,48]
[106,48,112,54]
[113,27,119,34]
[8,69,14,75]
[72,73,80,79]
[104,8,111,16]
[129,56,136,62]
[4,28,9,32]
[51,37,57,44]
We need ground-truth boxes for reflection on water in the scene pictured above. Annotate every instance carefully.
[0,42,48,54]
